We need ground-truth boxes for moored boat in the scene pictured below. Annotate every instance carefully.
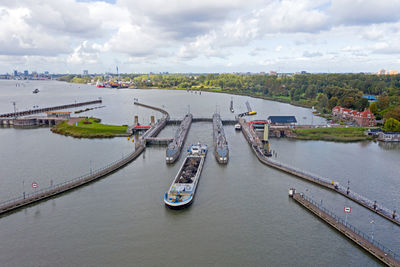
[166,113,192,164]
[213,113,229,164]
[235,123,241,130]
[164,143,207,208]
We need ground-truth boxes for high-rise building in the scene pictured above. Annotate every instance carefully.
[13,70,18,76]
[24,70,29,76]
[83,70,89,75]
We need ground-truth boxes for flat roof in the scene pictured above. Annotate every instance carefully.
[268,116,297,123]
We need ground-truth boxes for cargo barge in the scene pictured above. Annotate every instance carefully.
[164,143,208,208]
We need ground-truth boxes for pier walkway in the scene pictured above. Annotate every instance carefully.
[0,100,102,118]
[0,102,169,216]
[291,190,400,267]
[238,118,400,227]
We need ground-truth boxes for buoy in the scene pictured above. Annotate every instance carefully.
[127,137,130,140]
[132,139,134,143]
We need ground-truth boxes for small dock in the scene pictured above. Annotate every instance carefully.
[166,113,192,163]
[212,113,229,164]
[238,118,400,227]
[290,189,400,267]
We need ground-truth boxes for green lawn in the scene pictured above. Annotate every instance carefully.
[293,127,370,142]
[51,118,128,138]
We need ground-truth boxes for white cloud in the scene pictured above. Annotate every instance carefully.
[67,41,100,65]
[329,0,400,25]
[303,51,323,57]
[257,0,329,33]
[0,6,71,56]
[2,0,400,73]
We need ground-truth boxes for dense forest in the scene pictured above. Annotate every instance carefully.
[59,73,400,123]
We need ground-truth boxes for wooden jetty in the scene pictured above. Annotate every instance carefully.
[238,118,400,227]
[290,189,400,267]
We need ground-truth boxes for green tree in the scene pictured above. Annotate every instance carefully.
[352,97,369,111]
[317,94,328,109]
[327,96,338,110]
[384,105,400,121]
[340,96,355,109]
[384,118,400,132]
[377,95,390,110]
[369,102,378,114]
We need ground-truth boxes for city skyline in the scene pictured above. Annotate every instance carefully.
[1,0,400,74]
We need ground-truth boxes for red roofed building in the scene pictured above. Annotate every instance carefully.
[332,106,376,127]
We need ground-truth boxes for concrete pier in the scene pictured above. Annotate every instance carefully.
[238,118,400,227]
[291,190,400,267]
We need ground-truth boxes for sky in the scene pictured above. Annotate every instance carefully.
[1,0,400,74]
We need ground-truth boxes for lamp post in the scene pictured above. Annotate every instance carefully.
[370,220,375,242]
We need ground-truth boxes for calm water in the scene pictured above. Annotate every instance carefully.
[0,80,399,266]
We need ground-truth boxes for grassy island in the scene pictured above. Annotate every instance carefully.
[292,127,371,142]
[51,117,129,138]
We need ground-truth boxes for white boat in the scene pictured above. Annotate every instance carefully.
[164,143,207,208]
[235,123,242,130]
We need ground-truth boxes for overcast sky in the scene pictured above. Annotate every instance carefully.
[1,0,400,74]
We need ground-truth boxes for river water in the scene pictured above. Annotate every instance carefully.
[0,80,399,266]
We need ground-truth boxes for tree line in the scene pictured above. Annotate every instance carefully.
[59,73,400,124]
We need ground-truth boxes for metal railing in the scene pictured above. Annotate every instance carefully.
[300,193,400,261]
[0,102,170,212]
[0,148,141,208]
[252,144,400,224]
